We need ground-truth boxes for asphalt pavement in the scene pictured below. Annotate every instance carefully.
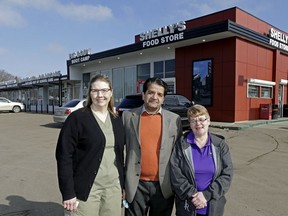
[0,112,288,216]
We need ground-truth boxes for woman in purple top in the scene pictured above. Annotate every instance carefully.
[170,104,233,216]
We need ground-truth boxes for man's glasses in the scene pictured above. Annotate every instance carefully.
[90,88,111,95]
[190,117,207,124]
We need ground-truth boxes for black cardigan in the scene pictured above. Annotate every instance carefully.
[56,107,125,201]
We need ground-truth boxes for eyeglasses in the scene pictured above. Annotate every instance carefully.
[190,117,207,124]
[90,88,111,95]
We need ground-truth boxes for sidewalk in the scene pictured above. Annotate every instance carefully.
[210,117,288,130]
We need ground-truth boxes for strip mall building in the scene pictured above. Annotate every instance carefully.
[2,7,288,122]
[68,7,288,122]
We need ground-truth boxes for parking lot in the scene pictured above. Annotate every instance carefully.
[0,112,288,216]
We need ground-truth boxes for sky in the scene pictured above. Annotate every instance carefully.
[0,0,287,79]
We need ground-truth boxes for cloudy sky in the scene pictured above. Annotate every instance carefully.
[0,0,287,78]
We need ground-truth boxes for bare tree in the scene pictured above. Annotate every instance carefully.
[0,69,16,82]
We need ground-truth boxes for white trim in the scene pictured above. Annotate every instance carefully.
[280,79,288,85]
[248,78,276,86]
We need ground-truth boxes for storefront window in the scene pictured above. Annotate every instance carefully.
[154,61,163,78]
[113,67,125,107]
[248,85,259,98]
[261,86,272,98]
[153,59,175,78]
[248,84,273,98]
[137,63,150,81]
[83,73,90,98]
[48,85,59,105]
[192,59,212,106]
[73,82,81,99]
[167,83,175,93]
[29,89,38,105]
[165,59,175,78]
[124,66,137,95]
[101,70,112,81]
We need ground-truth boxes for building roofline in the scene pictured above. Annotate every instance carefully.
[67,18,286,68]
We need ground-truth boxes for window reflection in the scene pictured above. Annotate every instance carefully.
[192,59,212,106]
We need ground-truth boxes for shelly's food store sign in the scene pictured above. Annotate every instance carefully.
[139,21,186,48]
[269,28,288,52]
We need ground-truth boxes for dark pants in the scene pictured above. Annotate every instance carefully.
[125,180,174,216]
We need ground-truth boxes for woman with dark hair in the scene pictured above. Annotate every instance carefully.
[56,74,125,216]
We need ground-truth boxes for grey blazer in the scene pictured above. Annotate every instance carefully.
[122,106,182,202]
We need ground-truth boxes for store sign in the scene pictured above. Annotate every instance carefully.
[69,48,91,64]
[269,28,288,52]
[139,21,186,48]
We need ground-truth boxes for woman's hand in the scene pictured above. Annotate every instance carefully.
[63,197,78,212]
[192,192,207,209]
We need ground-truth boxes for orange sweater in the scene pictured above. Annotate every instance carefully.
[140,112,162,181]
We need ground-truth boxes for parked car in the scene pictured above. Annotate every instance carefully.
[53,99,86,123]
[0,97,25,113]
[116,94,194,129]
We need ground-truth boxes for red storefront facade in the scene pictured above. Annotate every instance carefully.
[172,7,288,122]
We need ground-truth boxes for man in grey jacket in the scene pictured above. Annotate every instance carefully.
[122,77,182,216]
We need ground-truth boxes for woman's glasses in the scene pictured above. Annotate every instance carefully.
[90,88,111,95]
[190,117,207,124]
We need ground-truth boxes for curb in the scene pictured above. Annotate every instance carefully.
[210,118,288,131]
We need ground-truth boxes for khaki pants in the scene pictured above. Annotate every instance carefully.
[71,183,122,216]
